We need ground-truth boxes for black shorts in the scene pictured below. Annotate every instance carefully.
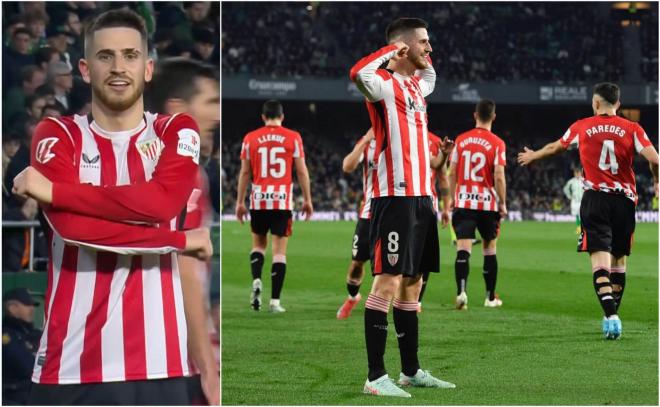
[369,196,439,277]
[352,218,371,262]
[250,210,292,237]
[579,190,636,257]
[452,208,501,241]
[186,374,209,406]
[28,376,189,405]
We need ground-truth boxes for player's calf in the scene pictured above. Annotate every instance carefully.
[610,265,626,311]
[455,250,471,296]
[482,247,498,302]
[270,254,286,312]
[592,267,617,318]
[365,293,391,381]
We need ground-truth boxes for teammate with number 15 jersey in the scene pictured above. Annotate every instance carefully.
[236,100,313,313]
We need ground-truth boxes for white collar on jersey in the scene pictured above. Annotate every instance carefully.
[88,116,147,139]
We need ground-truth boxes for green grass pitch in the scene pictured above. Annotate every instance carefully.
[222,221,658,405]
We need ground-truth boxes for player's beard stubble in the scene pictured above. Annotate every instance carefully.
[92,77,145,112]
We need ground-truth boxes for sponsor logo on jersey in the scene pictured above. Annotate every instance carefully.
[177,129,200,164]
[136,138,165,162]
[458,192,493,202]
[407,96,426,113]
[387,253,398,266]
[35,137,59,164]
[253,191,288,201]
[81,153,100,170]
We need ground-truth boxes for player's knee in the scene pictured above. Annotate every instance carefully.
[456,250,471,263]
[371,276,400,299]
[272,254,286,264]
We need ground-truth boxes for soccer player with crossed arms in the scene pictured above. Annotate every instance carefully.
[12,10,212,404]
[236,100,313,313]
[449,100,507,310]
[350,17,455,397]
[518,83,659,339]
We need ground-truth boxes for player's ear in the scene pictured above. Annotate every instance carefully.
[492,113,496,122]
[473,112,477,122]
[144,58,154,83]
[79,58,91,84]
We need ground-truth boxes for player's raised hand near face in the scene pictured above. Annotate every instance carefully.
[235,203,248,225]
[517,147,536,166]
[301,200,313,221]
[391,41,409,61]
[440,136,455,155]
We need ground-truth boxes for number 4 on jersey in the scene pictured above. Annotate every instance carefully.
[598,140,619,175]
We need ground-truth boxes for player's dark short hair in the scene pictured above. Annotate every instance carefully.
[84,9,148,56]
[475,99,496,122]
[386,18,428,43]
[593,82,620,105]
[147,57,218,113]
[262,100,283,119]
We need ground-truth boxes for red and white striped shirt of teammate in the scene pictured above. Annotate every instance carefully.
[350,44,436,199]
[358,137,377,219]
[11,10,212,405]
[240,125,305,211]
[450,127,507,211]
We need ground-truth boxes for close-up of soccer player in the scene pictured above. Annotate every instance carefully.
[518,82,659,340]
[147,57,220,406]
[563,166,585,235]
[449,99,507,310]
[350,17,456,397]
[11,9,212,405]
[235,100,313,313]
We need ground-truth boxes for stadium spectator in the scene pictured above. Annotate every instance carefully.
[40,102,66,119]
[46,60,72,112]
[45,24,73,70]
[3,28,35,87]
[33,46,59,72]
[192,27,217,64]
[3,66,46,125]
[23,9,49,49]
[25,94,47,120]
[2,288,42,404]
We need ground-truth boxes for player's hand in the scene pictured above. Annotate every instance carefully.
[363,128,375,142]
[12,166,53,203]
[200,371,220,406]
[441,209,450,228]
[184,227,213,261]
[517,147,536,166]
[235,203,248,225]
[391,41,409,61]
[301,200,313,221]
[439,136,455,155]
[21,198,39,220]
[498,203,508,218]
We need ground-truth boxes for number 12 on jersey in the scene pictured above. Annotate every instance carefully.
[257,146,286,178]
[461,150,486,182]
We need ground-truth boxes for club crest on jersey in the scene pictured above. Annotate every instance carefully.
[35,137,59,164]
[387,253,399,266]
[177,129,200,164]
[407,96,426,113]
[136,138,165,162]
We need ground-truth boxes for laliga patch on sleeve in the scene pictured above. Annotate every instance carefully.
[177,128,200,164]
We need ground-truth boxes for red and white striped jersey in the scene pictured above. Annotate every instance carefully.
[428,132,441,212]
[358,137,377,219]
[31,112,200,384]
[240,125,304,210]
[559,114,652,203]
[450,128,506,211]
[350,45,436,198]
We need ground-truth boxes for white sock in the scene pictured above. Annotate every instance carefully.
[270,299,280,307]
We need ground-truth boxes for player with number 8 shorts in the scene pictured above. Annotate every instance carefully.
[517,82,659,340]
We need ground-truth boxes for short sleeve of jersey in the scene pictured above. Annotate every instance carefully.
[240,136,250,160]
[293,133,304,158]
[494,140,506,166]
[450,146,458,164]
[559,121,580,148]
[632,123,653,153]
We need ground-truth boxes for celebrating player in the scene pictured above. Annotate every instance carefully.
[517,82,659,339]
[336,128,376,319]
[350,17,455,397]
[235,100,313,313]
[563,167,584,234]
[449,100,507,310]
[12,10,212,404]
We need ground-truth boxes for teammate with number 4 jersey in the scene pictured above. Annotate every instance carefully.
[518,82,659,340]
[236,100,313,313]
[449,100,507,310]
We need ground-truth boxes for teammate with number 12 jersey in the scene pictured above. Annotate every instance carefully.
[236,100,313,314]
